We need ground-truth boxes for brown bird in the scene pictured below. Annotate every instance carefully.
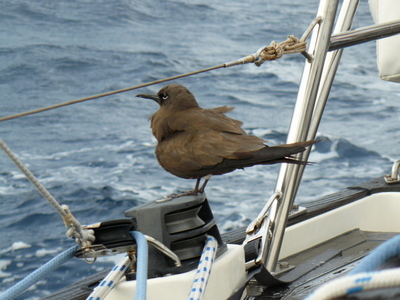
[137,84,314,194]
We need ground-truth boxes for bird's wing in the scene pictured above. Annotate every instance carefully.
[168,106,246,135]
[156,127,267,175]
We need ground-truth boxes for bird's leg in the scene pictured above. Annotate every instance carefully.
[167,178,202,199]
[193,178,201,193]
[168,177,209,199]
[198,175,212,193]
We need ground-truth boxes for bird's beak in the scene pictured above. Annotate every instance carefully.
[136,93,160,104]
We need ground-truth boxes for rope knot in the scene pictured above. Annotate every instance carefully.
[62,205,95,248]
[255,35,307,67]
[260,41,285,61]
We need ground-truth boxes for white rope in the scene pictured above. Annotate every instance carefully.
[305,268,400,300]
[187,235,218,300]
[0,139,95,248]
[63,205,95,249]
[86,255,131,300]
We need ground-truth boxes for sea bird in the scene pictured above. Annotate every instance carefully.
[137,84,314,194]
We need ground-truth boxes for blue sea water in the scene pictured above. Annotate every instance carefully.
[0,0,399,298]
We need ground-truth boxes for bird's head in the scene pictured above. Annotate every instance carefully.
[136,84,199,110]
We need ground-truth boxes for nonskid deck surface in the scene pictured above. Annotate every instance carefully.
[248,230,400,299]
[247,177,400,299]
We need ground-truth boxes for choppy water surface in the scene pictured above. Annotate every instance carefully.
[1,0,399,298]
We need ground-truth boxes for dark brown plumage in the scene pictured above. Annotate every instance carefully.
[137,84,315,194]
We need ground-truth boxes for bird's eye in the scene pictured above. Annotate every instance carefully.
[161,93,169,100]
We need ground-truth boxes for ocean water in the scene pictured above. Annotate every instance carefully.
[0,0,399,298]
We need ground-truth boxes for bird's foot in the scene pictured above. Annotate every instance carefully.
[155,190,202,202]
[156,190,202,202]
[173,189,202,198]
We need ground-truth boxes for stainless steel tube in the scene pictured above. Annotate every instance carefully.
[265,0,340,272]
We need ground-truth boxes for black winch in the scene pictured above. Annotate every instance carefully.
[75,192,226,279]
[125,193,227,278]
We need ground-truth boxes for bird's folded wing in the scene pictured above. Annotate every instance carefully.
[156,130,266,172]
[167,107,246,136]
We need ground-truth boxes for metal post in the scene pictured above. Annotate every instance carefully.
[294,0,360,195]
[329,19,400,51]
[265,0,341,272]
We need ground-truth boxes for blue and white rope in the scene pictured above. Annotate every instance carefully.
[306,234,400,300]
[349,234,400,275]
[305,268,400,300]
[188,235,218,300]
[86,255,131,300]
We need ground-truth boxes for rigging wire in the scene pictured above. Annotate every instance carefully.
[0,64,224,122]
[0,33,309,123]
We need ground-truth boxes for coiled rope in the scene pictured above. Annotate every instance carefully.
[0,245,79,300]
[350,234,400,275]
[305,269,400,300]
[305,234,400,300]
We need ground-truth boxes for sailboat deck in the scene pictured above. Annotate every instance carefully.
[250,230,400,299]
[42,176,400,300]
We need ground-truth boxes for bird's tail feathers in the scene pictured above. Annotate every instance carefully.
[208,140,317,175]
[271,139,317,149]
[249,139,317,166]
